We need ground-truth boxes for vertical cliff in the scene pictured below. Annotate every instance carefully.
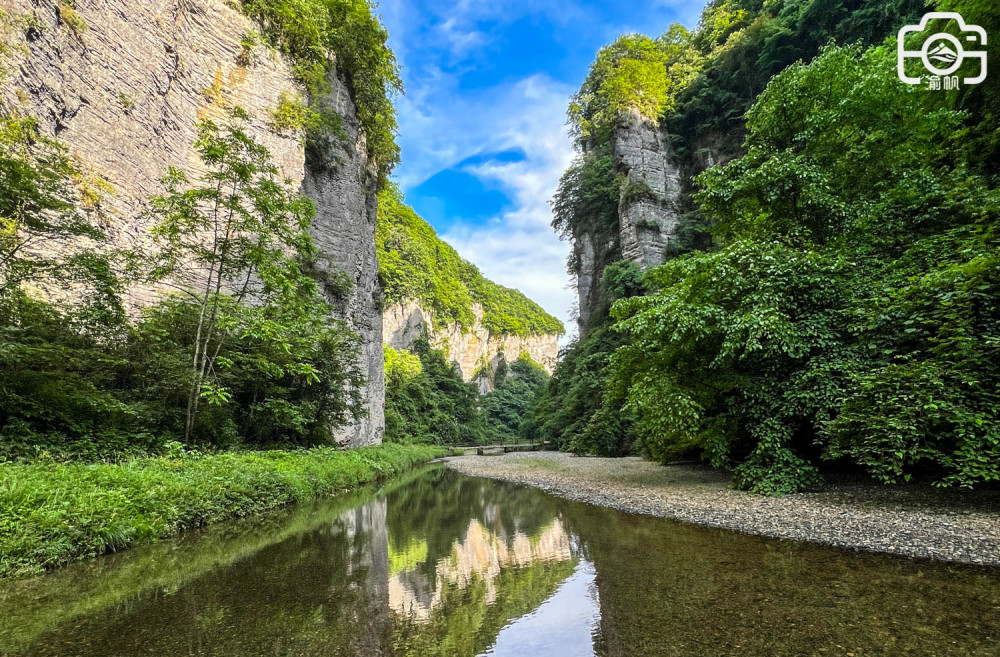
[0,0,383,445]
[303,69,385,446]
[613,108,682,270]
[570,111,682,336]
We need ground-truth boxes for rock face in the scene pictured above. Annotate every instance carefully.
[303,69,385,446]
[573,232,598,331]
[383,300,559,392]
[572,110,683,335]
[612,108,682,270]
[0,0,383,445]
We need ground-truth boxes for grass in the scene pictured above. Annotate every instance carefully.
[0,443,446,579]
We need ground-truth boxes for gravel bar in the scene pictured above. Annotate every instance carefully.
[445,452,1000,567]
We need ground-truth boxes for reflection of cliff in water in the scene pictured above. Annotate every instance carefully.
[8,467,998,657]
[383,469,583,656]
[14,496,394,657]
[389,518,574,620]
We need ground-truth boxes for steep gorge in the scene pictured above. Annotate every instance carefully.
[0,0,562,447]
[377,190,562,392]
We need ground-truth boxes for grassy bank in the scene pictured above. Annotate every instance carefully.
[0,444,446,579]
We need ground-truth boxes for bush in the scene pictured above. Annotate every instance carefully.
[383,340,487,445]
[611,45,1000,492]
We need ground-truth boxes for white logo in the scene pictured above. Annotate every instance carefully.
[898,12,987,87]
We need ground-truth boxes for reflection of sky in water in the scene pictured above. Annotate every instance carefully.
[479,560,600,657]
[7,468,1000,657]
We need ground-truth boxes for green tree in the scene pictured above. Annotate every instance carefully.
[383,339,487,445]
[611,44,1000,492]
[147,111,358,442]
[0,114,110,299]
[480,355,548,442]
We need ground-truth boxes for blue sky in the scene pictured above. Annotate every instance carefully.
[379,0,707,336]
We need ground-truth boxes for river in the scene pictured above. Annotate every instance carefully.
[2,465,998,656]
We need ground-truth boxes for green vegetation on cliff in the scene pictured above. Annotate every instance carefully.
[385,341,548,445]
[614,43,999,493]
[532,0,1000,492]
[377,186,564,337]
[237,0,402,182]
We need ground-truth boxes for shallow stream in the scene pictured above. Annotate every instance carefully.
[2,465,997,656]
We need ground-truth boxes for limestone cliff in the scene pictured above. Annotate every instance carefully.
[572,111,683,335]
[613,108,682,270]
[0,0,383,445]
[383,300,559,393]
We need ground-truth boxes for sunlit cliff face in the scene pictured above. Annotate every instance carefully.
[389,517,575,621]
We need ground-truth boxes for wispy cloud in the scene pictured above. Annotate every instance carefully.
[379,0,708,338]
[440,75,577,336]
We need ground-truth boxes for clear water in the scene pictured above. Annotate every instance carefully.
[2,465,998,656]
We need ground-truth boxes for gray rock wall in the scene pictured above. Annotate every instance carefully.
[612,108,682,270]
[383,300,559,392]
[0,0,383,445]
[570,109,684,335]
[302,69,384,446]
[573,232,597,331]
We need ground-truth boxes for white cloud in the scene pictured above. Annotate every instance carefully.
[397,68,578,332]
[437,18,486,55]
[381,0,582,335]
[378,1,710,339]
[436,75,578,338]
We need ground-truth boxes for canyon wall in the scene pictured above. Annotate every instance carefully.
[383,301,559,393]
[573,110,683,334]
[612,108,682,270]
[0,0,383,445]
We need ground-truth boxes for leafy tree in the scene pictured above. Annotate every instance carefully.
[569,28,701,144]
[551,145,620,241]
[0,112,140,461]
[383,339,487,445]
[479,355,548,442]
[147,111,359,442]
[522,262,645,457]
[0,114,111,299]
[611,45,1000,492]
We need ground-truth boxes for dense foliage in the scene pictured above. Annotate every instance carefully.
[377,187,564,337]
[532,0,1000,491]
[521,262,644,456]
[618,45,999,492]
[480,355,548,441]
[383,340,486,445]
[237,0,402,184]
[568,0,928,158]
[1,112,363,461]
[384,340,548,445]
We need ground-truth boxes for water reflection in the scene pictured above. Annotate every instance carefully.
[2,466,998,657]
[389,517,574,620]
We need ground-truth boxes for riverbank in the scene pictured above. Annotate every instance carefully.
[446,452,1000,566]
[0,443,446,579]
